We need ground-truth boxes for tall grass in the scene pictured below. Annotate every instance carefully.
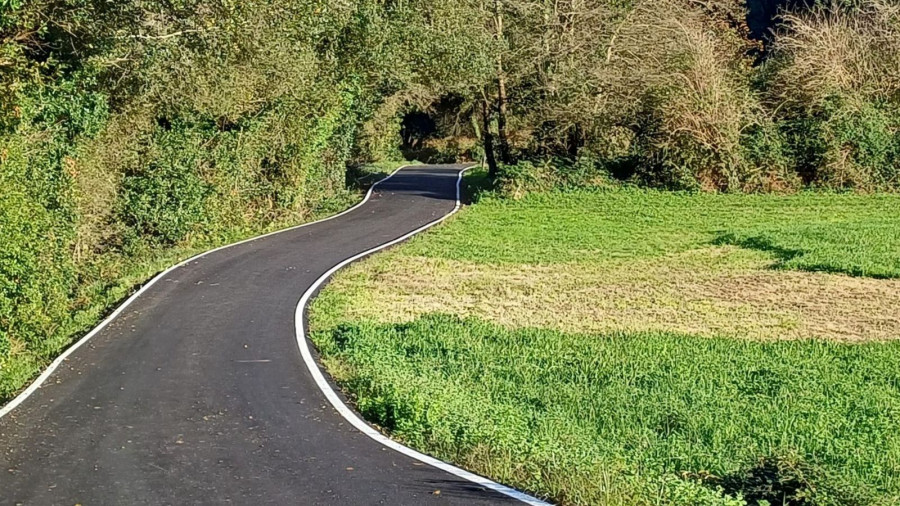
[311,315,900,505]
[546,0,816,193]
[769,0,900,109]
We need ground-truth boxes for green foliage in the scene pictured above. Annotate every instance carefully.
[739,120,799,190]
[496,156,616,196]
[1,0,493,401]
[0,64,114,393]
[0,136,77,393]
[782,97,900,190]
[119,125,212,244]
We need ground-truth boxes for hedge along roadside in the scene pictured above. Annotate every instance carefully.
[0,164,410,416]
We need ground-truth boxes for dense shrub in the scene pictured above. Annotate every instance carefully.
[0,132,79,386]
[475,0,900,194]
[602,0,769,191]
[780,98,900,189]
[0,0,491,399]
[496,155,616,197]
[119,124,213,244]
[764,0,900,190]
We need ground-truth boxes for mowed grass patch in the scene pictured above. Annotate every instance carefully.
[316,251,900,341]
[319,182,900,342]
[310,315,900,505]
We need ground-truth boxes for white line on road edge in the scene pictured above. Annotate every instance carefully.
[294,167,551,506]
[2,164,549,505]
[0,164,410,419]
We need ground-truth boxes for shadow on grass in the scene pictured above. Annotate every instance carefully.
[714,457,815,506]
[704,455,869,506]
[713,232,897,279]
[713,233,804,265]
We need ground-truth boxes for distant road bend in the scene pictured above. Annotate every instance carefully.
[0,165,546,505]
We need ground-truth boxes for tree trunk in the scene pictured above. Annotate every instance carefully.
[496,61,511,165]
[568,123,583,159]
[481,99,499,178]
[494,0,511,165]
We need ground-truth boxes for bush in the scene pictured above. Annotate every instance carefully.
[780,97,900,189]
[0,134,78,385]
[765,0,900,190]
[496,155,615,198]
[599,0,776,191]
[119,123,213,245]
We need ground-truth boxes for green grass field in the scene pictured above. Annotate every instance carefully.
[309,174,900,505]
[405,184,900,277]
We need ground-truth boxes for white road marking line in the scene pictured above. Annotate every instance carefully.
[2,165,550,505]
[294,167,551,506]
[0,165,409,419]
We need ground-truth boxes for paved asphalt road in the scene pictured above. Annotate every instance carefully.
[0,165,526,505]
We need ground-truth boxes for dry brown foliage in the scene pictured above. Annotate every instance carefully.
[602,0,772,190]
[770,0,900,108]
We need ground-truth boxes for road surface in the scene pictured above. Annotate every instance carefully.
[0,165,534,505]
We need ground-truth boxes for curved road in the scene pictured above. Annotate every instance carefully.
[0,165,531,505]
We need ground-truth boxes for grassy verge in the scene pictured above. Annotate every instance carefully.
[309,171,900,505]
[0,162,404,404]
